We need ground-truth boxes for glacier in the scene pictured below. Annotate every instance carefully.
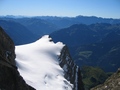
[15,35,73,90]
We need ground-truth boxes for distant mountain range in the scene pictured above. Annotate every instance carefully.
[0,15,120,38]
[50,23,120,72]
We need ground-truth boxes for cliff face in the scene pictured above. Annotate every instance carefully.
[91,68,120,90]
[0,27,35,90]
[0,27,15,65]
[59,46,84,90]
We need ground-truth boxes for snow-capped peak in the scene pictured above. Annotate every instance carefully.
[15,35,73,90]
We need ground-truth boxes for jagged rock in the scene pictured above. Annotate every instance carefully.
[91,68,120,90]
[59,46,84,90]
[0,27,35,90]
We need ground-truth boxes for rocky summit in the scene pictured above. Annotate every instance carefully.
[91,68,120,90]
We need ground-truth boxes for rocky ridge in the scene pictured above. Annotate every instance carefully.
[0,27,35,90]
[59,46,84,90]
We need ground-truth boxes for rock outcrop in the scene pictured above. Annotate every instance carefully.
[91,68,120,90]
[59,46,84,90]
[0,27,35,90]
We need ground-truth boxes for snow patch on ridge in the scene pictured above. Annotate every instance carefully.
[15,35,73,90]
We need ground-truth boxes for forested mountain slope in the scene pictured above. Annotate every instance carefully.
[50,23,120,72]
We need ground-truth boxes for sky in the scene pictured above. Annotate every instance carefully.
[0,0,120,19]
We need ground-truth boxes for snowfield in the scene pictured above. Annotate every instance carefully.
[15,35,73,90]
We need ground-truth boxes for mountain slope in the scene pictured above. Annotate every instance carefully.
[50,23,120,47]
[50,24,99,47]
[15,35,84,90]
[50,23,120,72]
[0,20,39,45]
[14,18,58,36]
[81,66,108,90]
[91,68,120,90]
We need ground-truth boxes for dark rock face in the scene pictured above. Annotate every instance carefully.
[91,68,120,90]
[59,46,84,90]
[0,27,35,90]
[0,26,15,65]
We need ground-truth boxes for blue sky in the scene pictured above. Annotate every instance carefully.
[0,0,120,19]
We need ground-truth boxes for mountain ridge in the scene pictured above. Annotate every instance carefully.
[0,15,120,39]
[50,23,120,72]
